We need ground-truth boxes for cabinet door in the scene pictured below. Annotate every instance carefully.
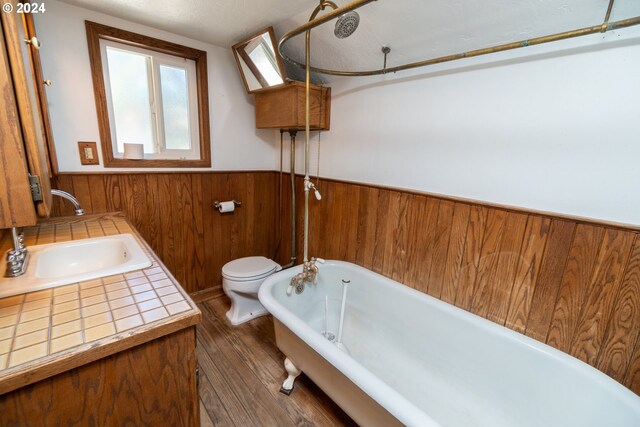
[1,0,52,218]
[0,28,38,228]
[23,12,58,176]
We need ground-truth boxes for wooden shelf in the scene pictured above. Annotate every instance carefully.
[254,81,331,130]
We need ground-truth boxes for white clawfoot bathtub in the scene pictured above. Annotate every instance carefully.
[258,261,640,427]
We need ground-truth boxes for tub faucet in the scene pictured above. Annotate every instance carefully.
[51,189,84,216]
[287,257,325,295]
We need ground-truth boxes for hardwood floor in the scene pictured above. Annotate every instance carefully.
[196,296,356,427]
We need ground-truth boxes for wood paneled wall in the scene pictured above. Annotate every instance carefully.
[51,172,278,295]
[49,170,640,394]
[278,175,640,394]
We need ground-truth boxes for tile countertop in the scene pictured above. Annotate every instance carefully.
[0,213,201,395]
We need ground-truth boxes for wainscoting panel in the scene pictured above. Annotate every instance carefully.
[51,172,278,295]
[46,170,640,393]
[278,175,640,394]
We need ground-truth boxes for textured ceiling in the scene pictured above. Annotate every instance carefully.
[61,0,640,80]
[277,0,640,79]
[59,0,312,46]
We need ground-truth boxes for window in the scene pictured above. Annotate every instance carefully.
[86,21,210,167]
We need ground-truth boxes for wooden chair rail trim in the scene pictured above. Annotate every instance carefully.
[52,170,638,231]
[283,172,640,233]
[54,170,276,176]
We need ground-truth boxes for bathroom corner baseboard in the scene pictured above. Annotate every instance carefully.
[190,287,225,304]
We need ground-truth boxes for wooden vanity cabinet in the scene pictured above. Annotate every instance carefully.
[0,1,54,228]
[0,327,199,426]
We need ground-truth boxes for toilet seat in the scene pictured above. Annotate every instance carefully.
[222,256,279,282]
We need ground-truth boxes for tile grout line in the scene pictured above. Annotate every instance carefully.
[45,291,54,357]
[102,278,118,338]
[126,276,160,329]
[6,296,26,367]
[77,284,88,348]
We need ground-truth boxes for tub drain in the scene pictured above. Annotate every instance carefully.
[322,331,336,342]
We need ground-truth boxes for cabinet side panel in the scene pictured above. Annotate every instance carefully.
[0,24,37,228]
[1,2,52,218]
[0,327,199,427]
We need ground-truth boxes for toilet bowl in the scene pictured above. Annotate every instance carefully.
[222,256,281,326]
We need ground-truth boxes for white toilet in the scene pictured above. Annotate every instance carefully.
[222,256,281,326]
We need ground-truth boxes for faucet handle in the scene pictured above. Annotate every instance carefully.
[312,257,325,264]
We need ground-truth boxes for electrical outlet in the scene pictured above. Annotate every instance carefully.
[78,141,99,165]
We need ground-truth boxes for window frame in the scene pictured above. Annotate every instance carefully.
[86,21,211,168]
[100,40,201,160]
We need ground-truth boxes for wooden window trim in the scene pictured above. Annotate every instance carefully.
[85,21,211,168]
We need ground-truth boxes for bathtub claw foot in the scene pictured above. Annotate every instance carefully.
[279,385,293,396]
[280,357,301,395]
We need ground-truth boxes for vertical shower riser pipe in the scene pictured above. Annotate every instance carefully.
[303,1,339,263]
[289,131,297,267]
[304,22,311,263]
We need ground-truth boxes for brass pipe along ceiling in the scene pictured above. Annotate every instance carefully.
[279,0,640,77]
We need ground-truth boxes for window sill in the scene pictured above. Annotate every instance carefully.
[104,158,211,168]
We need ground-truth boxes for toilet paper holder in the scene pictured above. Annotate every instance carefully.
[213,200,242,209]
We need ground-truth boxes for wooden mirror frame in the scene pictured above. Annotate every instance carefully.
[232,27,287,94]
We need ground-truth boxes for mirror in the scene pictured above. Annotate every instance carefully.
[232,27,286,93]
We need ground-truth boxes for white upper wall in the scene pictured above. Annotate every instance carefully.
[36,1,640,225]
[285,26,640,226]
[35,0,278,172]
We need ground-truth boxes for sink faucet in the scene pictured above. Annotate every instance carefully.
[51,189,84,216]
[4,228,29,277]
[4,190,84,278]
[287,257,325,295]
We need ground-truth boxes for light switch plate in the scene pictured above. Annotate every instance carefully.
[78,141,99,165]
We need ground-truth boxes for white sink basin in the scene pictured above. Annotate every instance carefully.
[0,234,152,298]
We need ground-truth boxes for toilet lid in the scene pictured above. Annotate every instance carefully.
[222,256,278,280]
